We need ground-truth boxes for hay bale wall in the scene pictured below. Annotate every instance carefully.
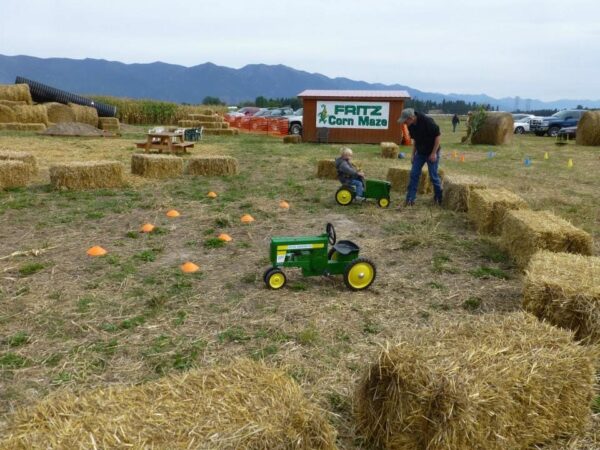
[0,123,46,132]
[471,112,513,145]
[380,142,399,159]
[0,161,30,189]
[131,154,183,179]
[442,174,486,212]
[46,102,76,124]
[0,104,16,123]
[13,104,49,125]
[576,110,600,146]
[0,151,38,176]
[524,251,600,342]
[0,84,32,104]
[69,103,99,127]
[354,312,596,450]
[317,160,338,180]
[186,156,239,176]
[386,166,432,194]
[501,209,593,267]
[467,188,528,234]
[0,359,337,450]
[50,161,124,190]
[283,135,302,144]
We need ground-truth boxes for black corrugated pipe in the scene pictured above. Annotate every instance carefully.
[15,76,117,117]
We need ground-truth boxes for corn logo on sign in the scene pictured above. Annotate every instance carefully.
[316,101,390,129]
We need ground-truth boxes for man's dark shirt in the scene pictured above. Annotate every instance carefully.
[408,112,441,155]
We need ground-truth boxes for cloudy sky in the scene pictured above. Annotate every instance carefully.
[1,0,599,101]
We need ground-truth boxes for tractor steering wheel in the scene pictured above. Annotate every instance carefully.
[326,223,336,246]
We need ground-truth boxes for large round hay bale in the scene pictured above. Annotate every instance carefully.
[575,110,600,146]
[68,103,99,127]
[0,84,32,104]
[131,153,183,179]
[0,151,38,176]
[0,359,337,450]
[13,104,49,125]
[471,112,513,145]
[186,156,239,176]
[46,102,76,124]
[380,142,399,158]
[0,122,46,132]
[354,312,597,450]
[0,161,30,189]
[0,104,16,123]
[50,161,124,190]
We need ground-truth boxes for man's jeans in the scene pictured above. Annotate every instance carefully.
[406,151,442,203]
[348,178,364,197]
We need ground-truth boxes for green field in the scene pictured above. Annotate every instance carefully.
[0,116,598,448]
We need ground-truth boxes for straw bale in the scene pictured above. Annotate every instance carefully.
[380,142,399,158]
[188,113,219,122]
[0,359,337,450]
[317,160,338,180]
[442,174,486,212]
[576,110,600,146]
[69,102,99,127]
[186,156,239,176]
[0,99,26,108]
[179,120,222,129]
[0,84,32,104]
[13,104,48,125]
[131,153,183,179]
[0,151,38,176]
[386,167,432,194]
[524,251,600,342]
[45,102,76,124]
[50,161,124,190]
[204,128,237,136]
[501,209,593,267]
[202,108,215,115]
[0,122,46,131]
[0,104,16,123]
[98,117,120,131]
[471,112,513,145]
[0,161,30,189]
[283,135,302,144]
[354,312,597,450]
[467,187,528,234]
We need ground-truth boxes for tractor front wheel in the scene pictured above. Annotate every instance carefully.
[377,197,390,208]
[265,268,287,289]
[335,187,354,206]
[344,258,376,291]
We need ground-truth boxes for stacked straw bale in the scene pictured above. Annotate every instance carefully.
[13,104,48,125]
[50,161,124,190]
[0,151,38,176]
[98,117,120,132]
[442,174,486,212]
[468,188,528,234]
[0,123,46,132]
[0,104,16,123]
[380,142,400,159]
[187,114,219,122]
[283,135,302,144]
[186,156,239,176]
[0,161,30,189]
[524,251,600,342]
[0,84,32,104]
[0,100,26,107]
[501,209,593,267]
[204,128,237,136]
[386,167,437,194]
[471,112,513,145]
[0,359,337,450]
[46,102,76,124]
[131,153,183,179]
[317,160,338,180]
[69,103,99,127]
[576,110,600,146]
[354,312,597,450]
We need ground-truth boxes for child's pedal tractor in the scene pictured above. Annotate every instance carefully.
[335,179,391,208]
[264,223,376,291]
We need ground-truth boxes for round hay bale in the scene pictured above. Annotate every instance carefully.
[13,104,49,125]
[471,112,513,145]
[131,153,183,179]
[575,110,600,146]
[354,312,597,450]
[186,156,239,176]
[46,102,76,124]
[0,160,30,189]
[0,84,32,104]
[68,103,99,127]
[0,359,337,450]
[380,142,399,158]
[50,161,124,190]
[0,151,38,176]
[0,122,46,132]
[283,135,302,144]
[0,104,16,123]
[317,160,338,180]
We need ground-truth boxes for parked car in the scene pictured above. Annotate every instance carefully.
[285,109,303,135]
[530,110,585,137]
[513,114,535,134]
[557,126,577,140]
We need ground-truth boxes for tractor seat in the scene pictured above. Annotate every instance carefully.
[332,240,360,255]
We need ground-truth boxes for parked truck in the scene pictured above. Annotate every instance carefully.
[529,110,585,137]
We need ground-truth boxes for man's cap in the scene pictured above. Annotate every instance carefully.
[398,108,415,123]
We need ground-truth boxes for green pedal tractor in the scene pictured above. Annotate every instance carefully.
[264,223,376,291]
[335,179,392,208]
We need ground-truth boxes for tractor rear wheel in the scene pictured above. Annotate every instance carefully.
[265,268,286,289]
[343,258,376,291]
[335,187,354,206]
[377,197,390,208]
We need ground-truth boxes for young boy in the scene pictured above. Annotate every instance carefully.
[335,147,365,201]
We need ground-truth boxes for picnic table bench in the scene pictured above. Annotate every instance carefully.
[136,131,194,154]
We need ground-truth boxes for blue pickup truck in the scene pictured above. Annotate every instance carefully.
[530,110,585,137]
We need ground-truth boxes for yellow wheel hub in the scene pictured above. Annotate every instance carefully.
[378,198,390,208]
[268,272,286,289]
[347,262,374,290]
[336,189,353,205]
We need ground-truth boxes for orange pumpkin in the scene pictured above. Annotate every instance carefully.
[240,214,255,223]
[207,191,218,198]
[166,209,181,218]
[218,233,232,242]
[140,223,155,233]
[180,262,200,273]
[87,246,107,257]
[279,200,290,209]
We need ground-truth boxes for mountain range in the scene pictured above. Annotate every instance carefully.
[1,54,599,111]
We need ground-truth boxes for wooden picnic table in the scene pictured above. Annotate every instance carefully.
[135,131,194,154]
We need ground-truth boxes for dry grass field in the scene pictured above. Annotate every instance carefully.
[0,116,599,448]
